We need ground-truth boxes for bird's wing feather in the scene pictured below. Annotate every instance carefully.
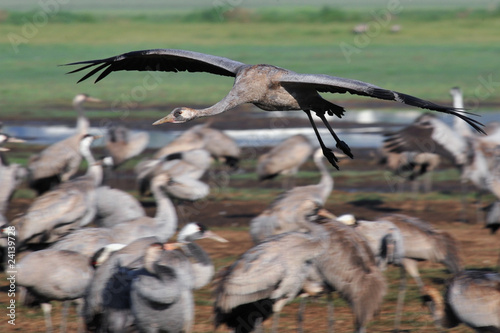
[64,49,246,83]
[279,73,484,133]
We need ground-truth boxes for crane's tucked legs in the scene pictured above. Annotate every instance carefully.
[313,110,353,159]
[303,110,339,169]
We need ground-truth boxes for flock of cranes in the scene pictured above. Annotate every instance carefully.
[1,47,499,332]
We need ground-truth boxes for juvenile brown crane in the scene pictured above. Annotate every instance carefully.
[65,48,483,169]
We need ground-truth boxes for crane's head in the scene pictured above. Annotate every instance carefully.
[153,107,198,125]
[177,222,228,243]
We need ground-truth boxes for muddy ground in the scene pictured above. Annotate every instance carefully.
[0,121,498,332]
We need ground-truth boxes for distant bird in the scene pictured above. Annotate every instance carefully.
[256,134,314,186]
[17,245,121,333]
[105,125,149,168]
[214,214,330,333]
[424,270,500,332]
[28,94,101,194]
[93,185,145,228]
[0,133,27,216]
[352,23,368,34]
[250,148,333,243]
[65,48,483,169]
[14,134,103,249]
[378,148,441,193]
[154,123,240,169]
[72,93,102,133]
[136,148,212,200]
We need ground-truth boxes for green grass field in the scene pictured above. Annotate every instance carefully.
[1,4,500,117]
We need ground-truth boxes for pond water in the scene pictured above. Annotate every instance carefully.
[4,109,499,149]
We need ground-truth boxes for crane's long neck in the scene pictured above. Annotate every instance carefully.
[314,153,333,204]
[424,287,458,329]
[451,90,472,138]
[194,86,248,118]
[81,144,103,186]
[180,242,214,289]
[74,101,89,134]
[150,183,178,241]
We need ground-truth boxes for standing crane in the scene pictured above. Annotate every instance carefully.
[28,94,101,194]
[256,134,314,187]
[105,125,149,168]
[250,148,333,243]
[14,134,103,249]
[65,48,483,170]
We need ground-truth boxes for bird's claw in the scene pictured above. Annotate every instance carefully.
[336,141,353,159]
[322,148,339,170]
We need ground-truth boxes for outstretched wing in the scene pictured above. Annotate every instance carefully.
[279,73,484,134]
[64,49,246,83]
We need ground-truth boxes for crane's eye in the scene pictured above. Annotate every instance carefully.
[174,110,183,118]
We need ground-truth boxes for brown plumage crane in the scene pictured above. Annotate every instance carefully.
[250,148,333,243]
[256,134,314,186]
[65,48,483,169]
[424,270,500,332]
[28,94,101,194]
[105,125,149,168]
[14,134,103,249]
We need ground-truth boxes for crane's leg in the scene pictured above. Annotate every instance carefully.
[296,298,306,333]
[41,302,53,333]
[74,298,84,333]
[459,179,469,222]
[303,110,340,169]
[271,312,280,333]
[393,265,407,332]
[59,301,69,333]
[313,110,354,159]
[326,293,335,333]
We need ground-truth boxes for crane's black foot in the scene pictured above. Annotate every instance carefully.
[336,140,354,159]
[322,147,340,170]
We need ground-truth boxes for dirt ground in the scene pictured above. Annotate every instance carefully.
[0,143,498,332]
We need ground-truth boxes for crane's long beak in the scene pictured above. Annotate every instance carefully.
[204,230,229,243]
[86,97,103,103]
[317,208,337,220]
[163,242,182,251]
[153,114,174,125]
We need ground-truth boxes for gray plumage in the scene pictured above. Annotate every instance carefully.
[14,135,103,249]
[257,134,314,181]
[0,133,27,215]
[28,94,101,194]
[136,149,211,201]
[308,219,387,333]
[66,48,483,169]
[425,270,500,332]
[130,243,195,333]
[94,185,146,228]
[154,123,240,169]
[17,249,94,333]
[214,219,329,333]
[250,148,333,243]
[84,236,160,333]
[106,125,149,168]
[50,173,177,258]
[84,223,225,333]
